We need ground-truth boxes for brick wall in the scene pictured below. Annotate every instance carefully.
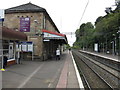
[4,12,58,59]
[4,13,44,34]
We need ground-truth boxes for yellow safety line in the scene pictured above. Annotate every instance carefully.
[0,68,5,71]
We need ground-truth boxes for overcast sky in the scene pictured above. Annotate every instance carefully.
[0,0,116,46]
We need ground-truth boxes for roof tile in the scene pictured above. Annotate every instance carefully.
[5,2,46,13]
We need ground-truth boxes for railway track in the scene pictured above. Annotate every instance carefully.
[72,50,119,90]
[79,50,120,72]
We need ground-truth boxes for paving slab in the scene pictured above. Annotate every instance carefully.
[2,50,83,89]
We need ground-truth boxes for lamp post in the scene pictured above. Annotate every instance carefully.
[111,41,114,55]
[117,27,120,56]
[112,34,117,55]
[0,12,4,70]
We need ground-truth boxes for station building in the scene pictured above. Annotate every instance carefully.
[4,2,67,61]
[0,26,27,66]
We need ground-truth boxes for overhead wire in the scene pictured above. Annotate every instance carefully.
[78,0,89,28]
[62,0,90,38]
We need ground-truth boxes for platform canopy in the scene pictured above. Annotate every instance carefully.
[1,26,27,41]
[42,29,68,44]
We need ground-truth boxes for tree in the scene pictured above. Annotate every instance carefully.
[73,22,95,50]
[74,1,120,52]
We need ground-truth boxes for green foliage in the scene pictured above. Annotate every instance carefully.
[94,11,119,43]
[73,22,95,49]
[66,44,71,49]
[74,6,120,53]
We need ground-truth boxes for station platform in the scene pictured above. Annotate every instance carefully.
[2,50,84,89]
[56,51,84,88]
[79,50,119,62]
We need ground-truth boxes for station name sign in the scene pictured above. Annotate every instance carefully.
[0,9,4,22]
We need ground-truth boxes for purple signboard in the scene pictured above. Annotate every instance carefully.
[20,17,30,32]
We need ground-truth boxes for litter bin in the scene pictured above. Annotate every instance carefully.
[3,56,8,68]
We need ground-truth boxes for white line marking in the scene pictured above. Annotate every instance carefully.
[17,63,44,88]
[48,83,52,87]
[71,51,84,89]
[79,50,119,62]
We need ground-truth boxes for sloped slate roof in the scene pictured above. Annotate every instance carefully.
[5,2,46,14]
[5,2,60,33]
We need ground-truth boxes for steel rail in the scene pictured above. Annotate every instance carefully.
[73,51,114,90]
[79,51,120,79]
